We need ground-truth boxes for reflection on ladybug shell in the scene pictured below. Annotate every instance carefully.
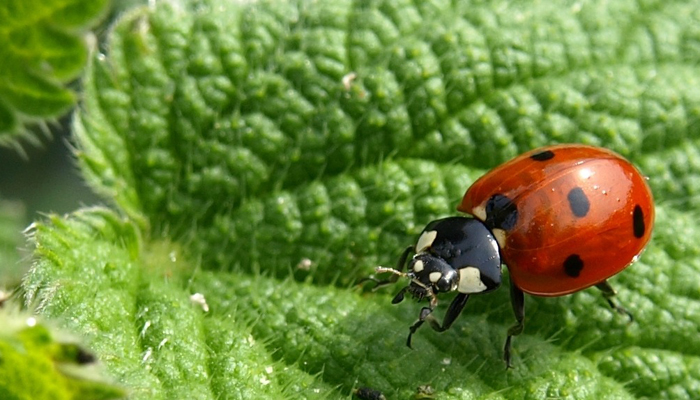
[458,144,654,297]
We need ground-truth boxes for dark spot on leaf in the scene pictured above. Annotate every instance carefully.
[76,347,97,364]
[354,387,386,400]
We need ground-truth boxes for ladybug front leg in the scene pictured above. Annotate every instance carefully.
[595,280,633,321]
[362,246,414,290]
[406,293,470,348]
[504,280,525,369]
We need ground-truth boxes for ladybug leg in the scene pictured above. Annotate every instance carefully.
[429,293,470,332]
[595,280,633,322]
[504,281,525,369]
[406,293,470,348]
[405,307,430,348]
[391,286,408,304]
[361,246,413,290]
[406,295,439,348]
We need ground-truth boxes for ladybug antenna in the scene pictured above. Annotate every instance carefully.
[375,266,426,289]
[375,266,408,278]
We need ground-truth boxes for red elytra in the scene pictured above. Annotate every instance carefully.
[458,144,654,296]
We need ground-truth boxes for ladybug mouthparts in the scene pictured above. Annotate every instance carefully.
[407,282,431,301]
[389,281,434,305]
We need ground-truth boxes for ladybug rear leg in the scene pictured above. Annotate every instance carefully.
[595,280,633,322]
[406,293,470,348]
[504,281,525,369]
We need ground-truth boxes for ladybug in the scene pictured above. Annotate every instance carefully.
[375,144,654,367]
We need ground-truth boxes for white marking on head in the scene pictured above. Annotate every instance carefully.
[429,272,442,283]
[413,259,425,273]
[492,228,507,249]
[416,230,438,253]
[472,205,487,221]
[458,267,488,293]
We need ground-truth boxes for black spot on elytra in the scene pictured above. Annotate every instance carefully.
[485,194,518,230]
[633,205,645,238]
[563,254,584,277]
[530,149,555,161]
[567,187,590,218]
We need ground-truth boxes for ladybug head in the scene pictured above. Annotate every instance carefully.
[382,253,459,305]
[408,253,459,295]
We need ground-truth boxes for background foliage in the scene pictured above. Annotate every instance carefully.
[3,0,700,399]
[0,0,109,143]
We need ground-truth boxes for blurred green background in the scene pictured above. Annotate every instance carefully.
[0,0,144,287]
[0,121,99,224]
[0,120,100,286]
[0,0,146,223]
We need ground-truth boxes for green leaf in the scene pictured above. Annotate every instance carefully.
[0,305,126,400]
[0,0,109,144]
[24,0,700,399]
[23,208,335,399]
[0,196,25,286]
